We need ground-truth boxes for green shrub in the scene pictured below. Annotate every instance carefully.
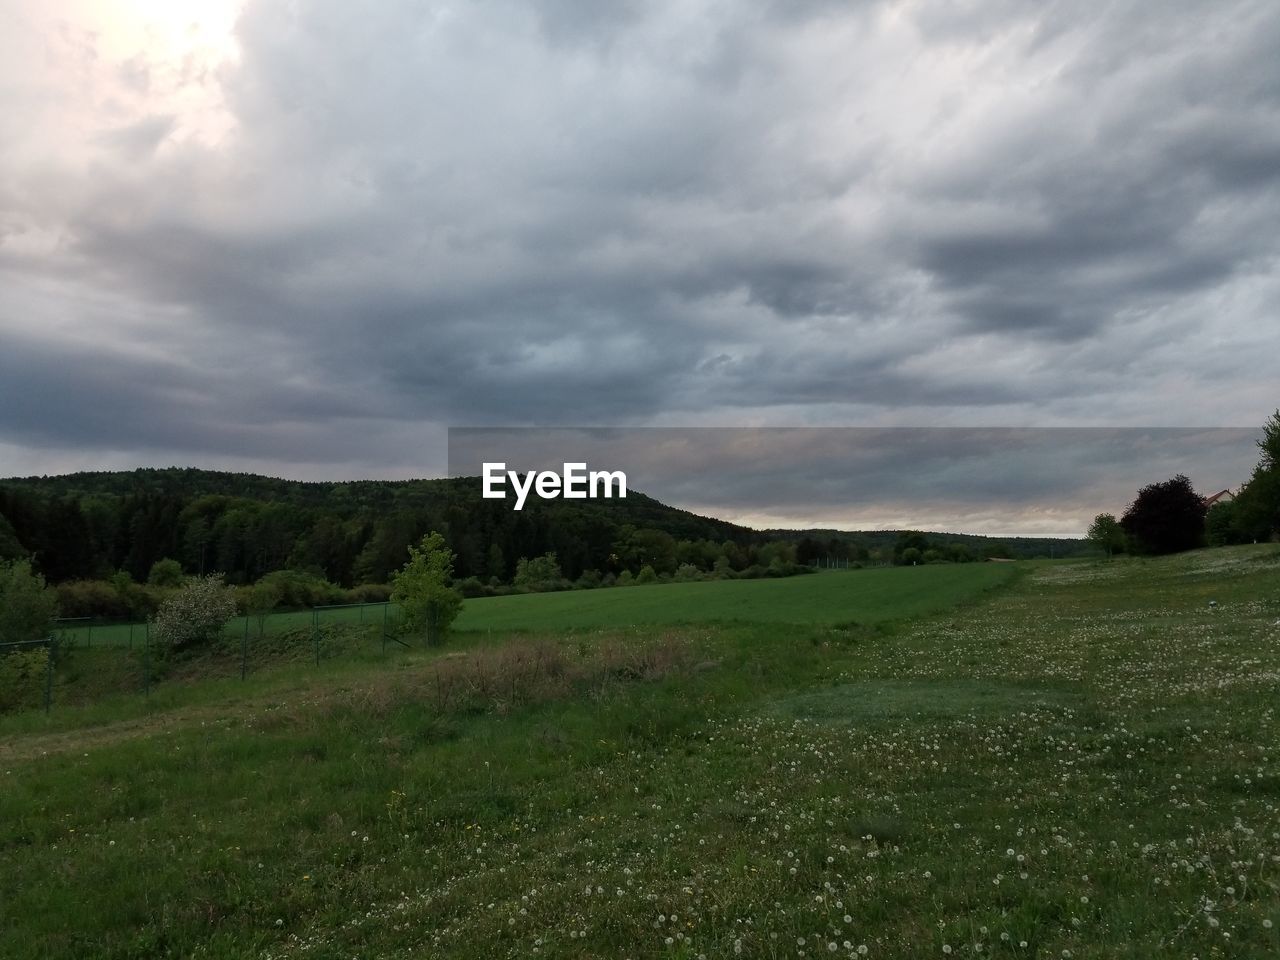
[345,583,392,604]
[147,558,185,588]
[0,647,48,713]
[55,578,165,619]
[0,559,57,644]
[256,570,344,609]
[151,575,237,654]
[514,553,568,592]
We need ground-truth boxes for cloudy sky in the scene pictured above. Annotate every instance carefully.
[1,1,1276,530]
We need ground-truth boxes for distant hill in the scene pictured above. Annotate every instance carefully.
[763,527,1091,560]
[0,468,1091,585]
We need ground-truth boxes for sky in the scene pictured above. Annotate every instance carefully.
[0,0,1276,533]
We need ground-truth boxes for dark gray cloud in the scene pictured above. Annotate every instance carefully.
[0,0,1276,528]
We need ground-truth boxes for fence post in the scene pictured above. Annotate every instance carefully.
[129,622,134,650]
[241,616,249,680]
[44,638,56,713]
[312,608,320,666]
[87,621,92,649]
[143,622,151,697]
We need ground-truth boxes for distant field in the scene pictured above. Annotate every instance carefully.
[53,565,1022,648]
[455,563,1022,631]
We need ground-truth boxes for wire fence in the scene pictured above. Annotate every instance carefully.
[48,601,404,650]
[1,602,409,715]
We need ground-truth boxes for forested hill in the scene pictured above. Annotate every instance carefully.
[0,468,1091,587]
[0,468,756,585]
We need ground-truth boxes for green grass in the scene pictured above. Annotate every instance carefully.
[50,564,1016,648]
[456,563,1021,631]
[2,546,1279,958]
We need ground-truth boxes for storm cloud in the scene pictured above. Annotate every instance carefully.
[0,0,1276,528]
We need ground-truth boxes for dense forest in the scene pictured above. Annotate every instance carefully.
[0,468,1089,591]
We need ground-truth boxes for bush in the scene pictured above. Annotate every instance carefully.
[151,574,237,654]
[514,553,568,592]
[147,558,185,588]
[1205,501,1245,546]
[574,569,603,589]
[51,576,164,620]
[636,565,658,584]
[345,583,392,604]
[55,580,132,620]
[109,572,161,619]
[256,570,345,609]
[0,559,58,644]
[0,647,49,713]
[455,576,491,599]
[674,563,702,582]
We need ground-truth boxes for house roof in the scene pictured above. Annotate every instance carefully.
[1202,489,1234,507]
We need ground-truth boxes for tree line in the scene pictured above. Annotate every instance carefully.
[1088,411,1280,556]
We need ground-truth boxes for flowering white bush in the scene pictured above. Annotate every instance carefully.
[151,574,236,653]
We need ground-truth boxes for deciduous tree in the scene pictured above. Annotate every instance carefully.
[1086,513,1126,558]
[391,532,462,645]
[1120,475,1206,555]
[0,559,57,644]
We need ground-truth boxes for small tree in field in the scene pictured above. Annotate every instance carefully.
[391,532,462,645]
[151,574,236,653]
[0,559,57,645]
[248,581,283,637]
[1087,513,1126,558]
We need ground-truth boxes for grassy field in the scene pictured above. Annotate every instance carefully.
[456,564,1020,631]
[48,565,1017,648]
[2,547,1279,958]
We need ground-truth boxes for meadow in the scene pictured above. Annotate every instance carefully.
[455,564,1019,631]
[2,547,1278,958]
[47,564,1018,649]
